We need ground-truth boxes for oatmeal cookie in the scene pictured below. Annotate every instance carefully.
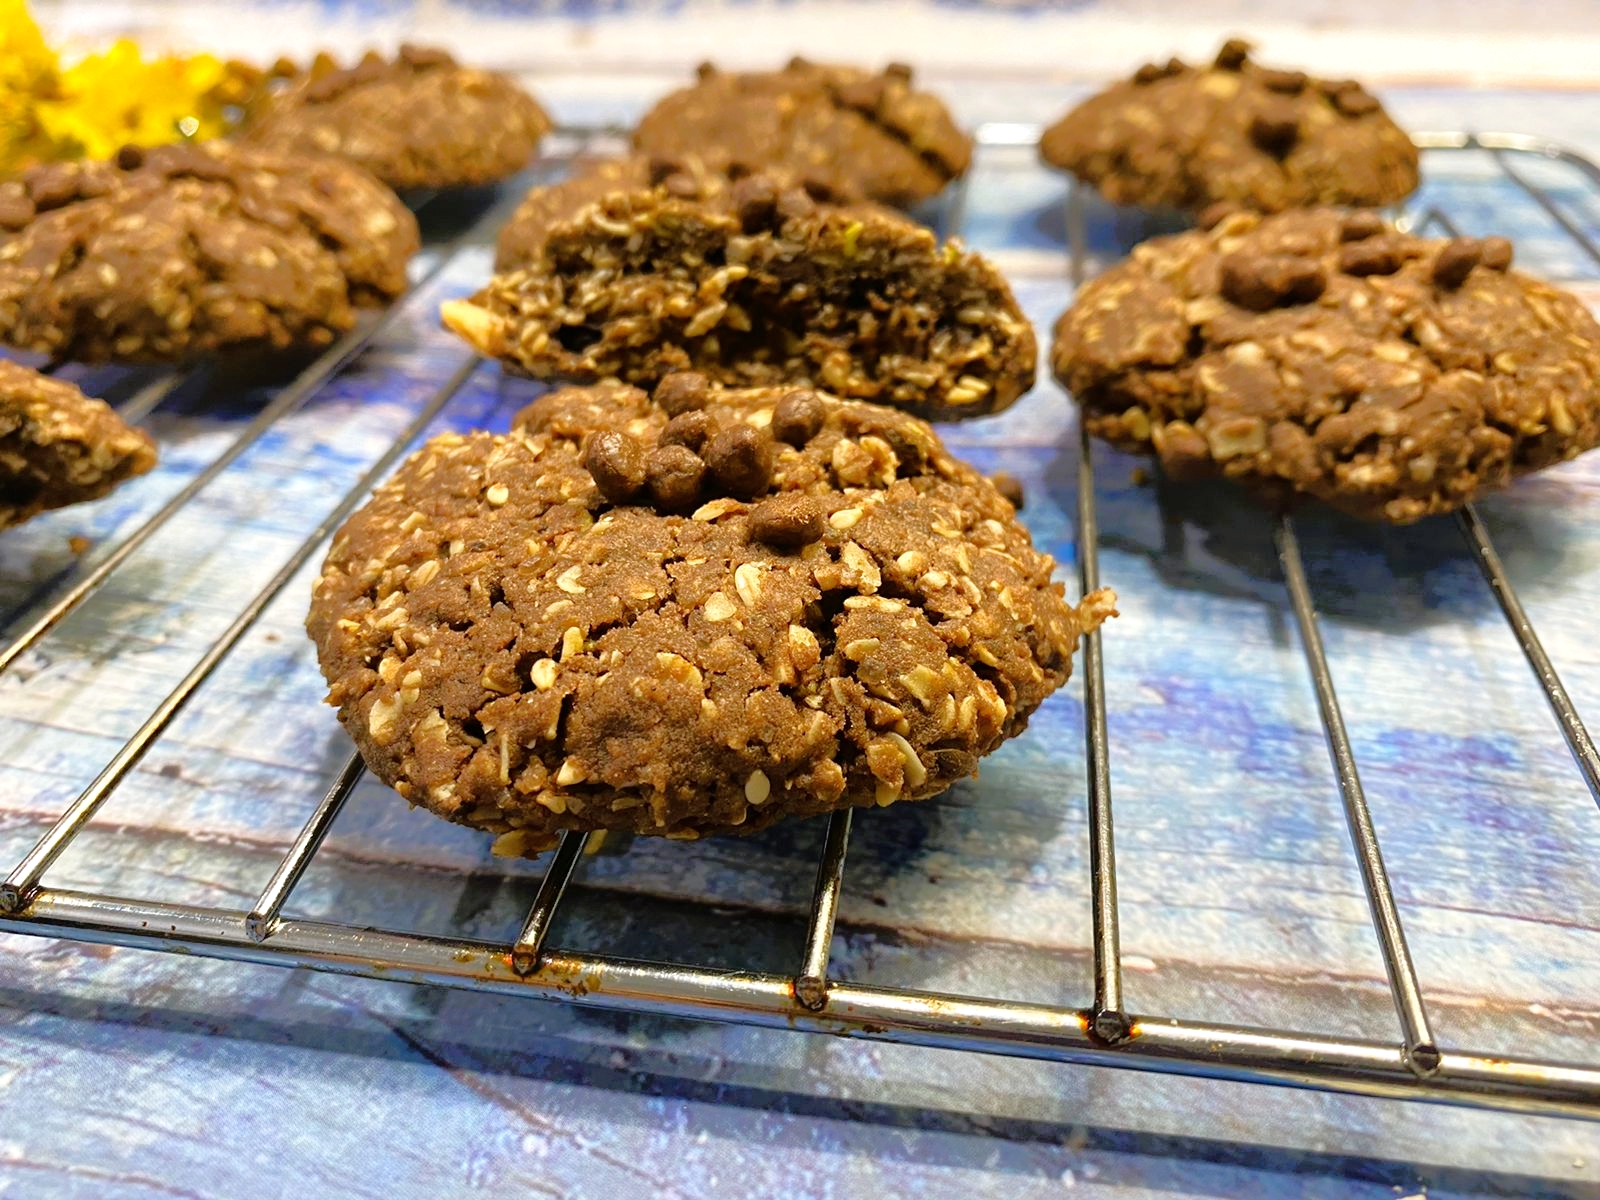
[0,359,157,529]
[1051,208,1600,523]
[307,379,1114,853]
[240,45,551,191]
[1039,39,1418,213]
[446,175,1035,421]
[632,59,971,209]
[0,142,419,363]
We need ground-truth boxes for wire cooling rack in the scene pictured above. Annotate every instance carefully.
[2,125,1599,1121]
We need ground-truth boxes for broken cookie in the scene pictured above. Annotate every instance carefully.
[447,175,1035,421]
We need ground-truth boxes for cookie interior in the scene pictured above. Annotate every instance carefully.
[445,186,1035,421]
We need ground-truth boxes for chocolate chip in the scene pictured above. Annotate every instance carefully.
[1214,38,1252,71]
[729,175,780,232]
[1197,201,1239,231]
[1481,236,1514,271]
[771,389,825,445]
[114,144,146,171]
[1338,237,1402,276]
[1431,237,1482,289]
[786,56,811,72]
[884,61,914,83]
[1258,68,1307,95]
[660,409,712,452]
[704,424,775,499]
[653,371,709,416]
[646,445,705,512]
[696,61,718,80]
[1133,63,1165,85]
[1339,211,1387,242]
[775,186,818,222]
[1249,107,1299,157]
[1329,83,1379,117]
[0,189,34,230]
[990,471,1026,510]
[1219,254,1323,310]
[398,43,455,70]
[1281,259,1328,304]
[747,494,824,548]
[662,173,702,200]
[836,77,886,114]
[583,431,647,503]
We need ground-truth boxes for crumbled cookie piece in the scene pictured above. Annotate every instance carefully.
[445,178,1035,421]
[1039,40,1418,212]
[632,58,971,209]
[307,381,1113,852]
[1052,208,1600,523]
[0,142,419,364]
[240,45,551,191]
[0,359,157,528]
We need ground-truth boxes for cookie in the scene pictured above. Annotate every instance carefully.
[0,142,419,364]
[307,380,1114,853]
[495,155,744,271]
[240,45,551,191]
[1051,208,1600,523]
[445,175,1035,421]
[0,359,157,529]
[632,59,971,209]
[1039,39,1418,213]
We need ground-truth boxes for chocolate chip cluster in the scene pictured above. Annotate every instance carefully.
[580,373,831,541]
[1209,209,1516,313]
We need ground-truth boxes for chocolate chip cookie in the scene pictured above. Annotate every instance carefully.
[240,45,551,191]
[1040,40,1418,213]
[0,359,157,529]
[632,59,971,209]
[0,142,419,364]
[307,379,1114,853]
[1052,208,1600,523]
[446,175,1035,421]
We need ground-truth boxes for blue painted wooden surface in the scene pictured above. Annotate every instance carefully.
[2,80,1600,1197]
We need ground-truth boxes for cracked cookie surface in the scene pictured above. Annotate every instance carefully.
[448,176,1035,421]
[1039,40,1418,213]
[0,142,418,364]
[0,359,157,529]
[241,45,551,191]
[307,380,1113,854]
[632,59,971,209]
[1052,208,1600,523]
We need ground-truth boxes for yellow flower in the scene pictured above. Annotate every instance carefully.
[0,0,62,172]
[37,39,238,161]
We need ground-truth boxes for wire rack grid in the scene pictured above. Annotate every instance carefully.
[1,123,1599,1121]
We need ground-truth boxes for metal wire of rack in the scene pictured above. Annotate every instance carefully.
[2,124,1600,1121]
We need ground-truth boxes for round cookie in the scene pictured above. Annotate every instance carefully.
[241,45,551,192]
[0,359,157,529]
[1039,40,1418,213]
[632,59,971,209]
[307,380,1114,854]
[1052,207,1600,523]
[447,172,1036,421]
[0,142,419,364]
